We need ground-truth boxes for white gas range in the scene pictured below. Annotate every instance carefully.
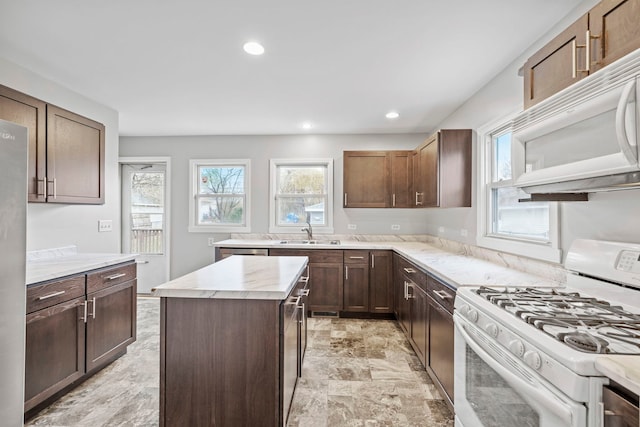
[453,239,640,427]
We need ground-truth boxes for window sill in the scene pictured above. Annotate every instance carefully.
[268,226,334,235]
[476,234,562,264]
[189,225,251,233]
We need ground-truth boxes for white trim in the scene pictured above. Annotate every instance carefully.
[188,158,251,233]
[476,114,562,263]
[269,158,334,234]
[118,156,172,282]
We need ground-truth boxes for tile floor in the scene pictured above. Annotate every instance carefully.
[26,297,454,427]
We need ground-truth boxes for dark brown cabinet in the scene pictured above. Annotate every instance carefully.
[270,249,344,313]
[390,151,413,208]
[25,276,86,412]
[369,250,393,314]
[602,383,639,427]
[0,84,105,204]
[343,251,370,312]
[414,129,472,208]
[427,277,456,405]
[24,262,137,415]
[524,0,640,108]
[410,282,429,366]
[343,151,390,208]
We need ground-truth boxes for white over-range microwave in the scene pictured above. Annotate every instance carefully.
[512,49,640,194]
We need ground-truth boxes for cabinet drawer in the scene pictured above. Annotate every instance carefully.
[27,275,85,314]
[270,249,343,264]
[87,262,136,294]
[428,277,455,314]
[396,256,427,289]
[344,250,369,264]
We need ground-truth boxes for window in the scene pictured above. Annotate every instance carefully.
[477,115,560,262]
[189,159,250,232]
[269,159,334,234]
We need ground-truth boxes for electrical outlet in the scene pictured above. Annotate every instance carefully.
[347,224,357,230]
[391,224,400,231]
[438,226,445,233]
[207,238,215,247]
[460,229,468,237]
[98,220,113,232]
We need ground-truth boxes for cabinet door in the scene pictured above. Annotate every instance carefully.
[343,263,369,312]
[282,296,298,425]
[390,151,413,208]
[0,85,46,202]
[416,134,439,208]
[523,15,589,108]
[86,280,136,372]
[24,296,86,411]
[369,251,393,313]
[308,262,343,312]
[428,296,454,403]
[343,151,390,207]
[46,105,105,204]
[409,284,428,367]
[589,0,640,72]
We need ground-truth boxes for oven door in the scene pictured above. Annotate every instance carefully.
[454,313,587,427]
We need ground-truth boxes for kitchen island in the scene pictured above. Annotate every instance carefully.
[152,255,309,427]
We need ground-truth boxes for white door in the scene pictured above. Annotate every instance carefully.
[121,163,169,293]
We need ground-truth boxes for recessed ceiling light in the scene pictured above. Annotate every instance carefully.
[243,41,265,56]
[302,122,313,130]
[385,111,399,119]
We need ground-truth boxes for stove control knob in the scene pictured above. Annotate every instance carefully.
[524,351,542,370]
[485,323,499,338]
[458,304,469,316]
[467,309,479,323]
[509,339,525,357]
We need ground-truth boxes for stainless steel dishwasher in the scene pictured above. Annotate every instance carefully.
[215,247,269,261]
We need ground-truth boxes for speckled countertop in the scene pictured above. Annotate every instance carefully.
[215,239,561,289]
[26,246,136,285]
[595,356,640,395]
[151,255,308,300]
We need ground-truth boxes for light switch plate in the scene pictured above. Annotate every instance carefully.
[347,224,357,230]
[207,238,215,247]
[98,220,113,232]
[391,224,400,230]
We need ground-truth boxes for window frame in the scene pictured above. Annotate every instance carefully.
[188,158,251,233]
[269,158,334,234]
[476,113,561,263]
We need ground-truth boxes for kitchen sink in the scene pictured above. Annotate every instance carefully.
[279,239,341,245]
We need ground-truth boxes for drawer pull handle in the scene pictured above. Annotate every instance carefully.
[90,297,97,319]
[433,289,453,300]
[300,289,310,297]
[38,290,66,300]
[349,256,364,259]
[81,300,88,323]
[403,267,416,274]
[299,276,309,283]
[106,273,127,281]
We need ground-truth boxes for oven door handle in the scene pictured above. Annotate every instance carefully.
[455,319,574,425]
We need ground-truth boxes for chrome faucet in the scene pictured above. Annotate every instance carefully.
[302,220,313,241]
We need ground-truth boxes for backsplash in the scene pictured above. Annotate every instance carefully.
[230,233,567,283]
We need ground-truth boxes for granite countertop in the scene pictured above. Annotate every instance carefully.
[151,255,308,300]
[215,239,560,289]
[27,246,137,285]
[595,356,640,395]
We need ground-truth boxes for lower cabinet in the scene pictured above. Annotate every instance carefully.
[427,276,455,404]
[24,261,137,414]
[602,382,639,427]
[343,251,370,312]
[369,250,394,313]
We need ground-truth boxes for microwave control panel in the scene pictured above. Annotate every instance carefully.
[616,250,640,273]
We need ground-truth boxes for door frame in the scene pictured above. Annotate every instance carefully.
[119,156,172,284]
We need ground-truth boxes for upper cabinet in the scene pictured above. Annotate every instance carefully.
[414,129,472,208]
[343,150,414,208]
[0,85,105,204]
[524,0,640,108]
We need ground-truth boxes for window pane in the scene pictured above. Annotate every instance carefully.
[199,166,245,194]
[276,196,325,226]
[492,187,549,240]
[198,196,244,225]
[493,132,512,182]
[130,171,164,254]
[277,166,326,194]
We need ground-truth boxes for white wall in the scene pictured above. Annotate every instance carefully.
[120,133,428,277]
[427,0,640,259]
[1,57,121,253]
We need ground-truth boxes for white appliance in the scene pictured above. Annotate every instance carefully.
[454,239,640,427]
[0,119,28,425]
[512,48,640,194]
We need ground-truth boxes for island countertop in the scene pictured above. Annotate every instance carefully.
[151,255,308,300]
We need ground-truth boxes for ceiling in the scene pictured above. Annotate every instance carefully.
[0,0,582,136]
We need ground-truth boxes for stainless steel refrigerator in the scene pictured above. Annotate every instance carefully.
[0,118,27,425]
